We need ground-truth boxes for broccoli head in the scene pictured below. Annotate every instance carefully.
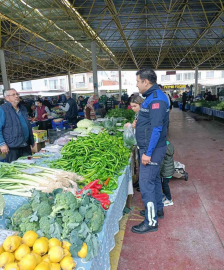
[50,192,78,217]
[31,201,52,218]
[62,210,83,227]
[39,216,51,239]
[19,219,39,235]
[11,204,33,231]
[86,207,105,233]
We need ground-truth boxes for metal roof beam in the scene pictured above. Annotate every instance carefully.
[104,0,139,69]
[174,9,224,68]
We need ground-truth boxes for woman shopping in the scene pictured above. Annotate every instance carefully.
[84,96,96,120]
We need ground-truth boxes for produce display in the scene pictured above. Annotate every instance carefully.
[192,100,224,110]
[7,189,106,261]
[0,232,76,269]
[106,108,135,122]
[51,132,130,189]
[0,163,82,197]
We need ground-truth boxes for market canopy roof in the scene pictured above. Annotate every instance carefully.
[0,0,224,83]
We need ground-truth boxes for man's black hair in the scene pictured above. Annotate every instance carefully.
[136,68,157,84]
[158,84,163,88]
[37,99,42,103]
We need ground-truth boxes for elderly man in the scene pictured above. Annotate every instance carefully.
[0,89,34,163]
[60,92,78,126]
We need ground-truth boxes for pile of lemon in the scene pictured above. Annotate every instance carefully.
[0,231,76,270]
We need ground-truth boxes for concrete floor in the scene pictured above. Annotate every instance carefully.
[117,109,224,270]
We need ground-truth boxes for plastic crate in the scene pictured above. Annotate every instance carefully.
[179,103,183,110]
[48,129,71,144]
[51,119,70,130]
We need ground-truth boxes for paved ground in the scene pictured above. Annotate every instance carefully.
[117,108,224,270]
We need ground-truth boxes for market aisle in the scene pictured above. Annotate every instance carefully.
[117,108,224,270]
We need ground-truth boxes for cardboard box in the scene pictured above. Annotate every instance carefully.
[33,130,47,143]
[31,142,45,153]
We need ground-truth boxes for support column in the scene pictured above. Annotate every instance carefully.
[195,67,199,97]
[91,41,98,98]
[0,50,9,90]
[68,71,72,97]
[118,67,122,101]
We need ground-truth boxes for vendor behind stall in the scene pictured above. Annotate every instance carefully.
[0,89,34,163]
[35,99,50,121]
[84,96,96,120]
[28,103,36,118]
[60,92,78,125]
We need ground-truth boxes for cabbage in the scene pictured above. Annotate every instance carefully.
[77,119,94,128]
[74,127,88,133]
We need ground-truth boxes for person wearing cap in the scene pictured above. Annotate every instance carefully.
[84,96,96,120]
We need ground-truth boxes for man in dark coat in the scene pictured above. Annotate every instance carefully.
[60,92,78,126]
[0,89,34,163]
[182,91,187,111]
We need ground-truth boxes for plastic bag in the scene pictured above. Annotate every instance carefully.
[123,125,136,148]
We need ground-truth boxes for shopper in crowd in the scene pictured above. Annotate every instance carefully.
[0,89,34,163]
[78,96,86,110]
[182,91,187,111]
[35,99,50,121]
[132,68,169,234]
[60,92,78,126]
[124,95,144,191]
[42,97,52,111]
[204,90,209,100]
[207,91,214,101]
[161,141,175,207]
[84,96,96,120]
[28,103,36,118]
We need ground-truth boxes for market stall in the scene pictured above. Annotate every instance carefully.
[0,109,136,270]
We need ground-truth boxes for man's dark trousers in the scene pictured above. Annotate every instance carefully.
[6,144,32,163]
[139,145,167,226]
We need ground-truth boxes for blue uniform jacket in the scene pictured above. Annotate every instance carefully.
[136,84,169,156]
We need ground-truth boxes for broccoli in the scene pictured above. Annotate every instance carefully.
[50,192,78,217]
[62,210,83,227]
[30,190,49,204]
[85,204,105,233]
[31,201,52,218]
[11,204,33,231]
[39,216,51,239]
[19,219,39,235]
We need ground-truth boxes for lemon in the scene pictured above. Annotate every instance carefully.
[50,262,61,270]
[3,236,22,252]
[60,256,76,270]
[19,253,37,270]
[33,238,49,256]
[0,252,15,268]
[31,252,42,264]
[22,231,38,247]
[77,243,87,258]
[63,249,71,257]
[15,244,30,261]
[48,238,62,249]
[62,241,71,251]
[42,254,51,263]
[5,262,20,270]
[0,246,5,255]
[48,246,64,263]
[34,261,50,270]
[39,237,49,243]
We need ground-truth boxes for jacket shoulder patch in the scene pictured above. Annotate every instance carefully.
[152,103,160,109]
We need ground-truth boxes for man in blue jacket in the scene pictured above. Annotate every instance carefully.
[132,68,169,234]
[0,89,34,163]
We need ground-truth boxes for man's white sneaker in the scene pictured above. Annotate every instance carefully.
[163,199,174,206]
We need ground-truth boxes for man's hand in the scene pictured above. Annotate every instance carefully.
[132,120,137,129]
[124,123,131,128]
[42,113,47,118]
[0,145,9,154]
[142,154,151,166]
